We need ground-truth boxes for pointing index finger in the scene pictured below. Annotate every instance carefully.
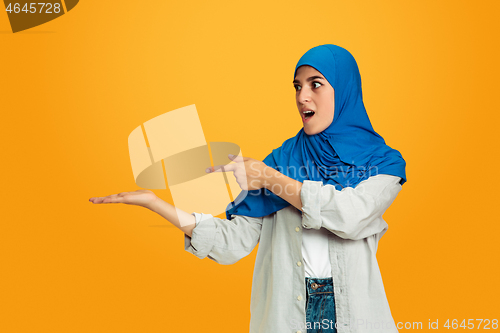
[206,163,236,173]
[228,154,246,162]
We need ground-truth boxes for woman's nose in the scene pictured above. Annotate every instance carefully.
[298,88,311,103]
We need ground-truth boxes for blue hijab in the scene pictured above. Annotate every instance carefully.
[225,44,407,220]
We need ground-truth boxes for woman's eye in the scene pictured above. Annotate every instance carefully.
[313,82,322,88]
[294,85,301,91]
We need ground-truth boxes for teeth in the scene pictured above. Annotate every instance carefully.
[303,110,314,114]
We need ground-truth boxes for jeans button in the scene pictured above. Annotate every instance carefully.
[311,283,318,290]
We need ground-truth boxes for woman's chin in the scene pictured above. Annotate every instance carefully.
[304,127,317,135]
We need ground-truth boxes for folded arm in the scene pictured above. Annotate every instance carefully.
[184,213,263,265]
[300,174,402,240]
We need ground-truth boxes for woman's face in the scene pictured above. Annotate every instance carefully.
[293,65,335,135]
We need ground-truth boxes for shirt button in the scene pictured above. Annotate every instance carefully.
[297,295,302,301]
[295,226,300,232]
[297,331,303,333]
[297,261,302,267]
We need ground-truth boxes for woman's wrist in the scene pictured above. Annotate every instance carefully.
[143,195,161,212]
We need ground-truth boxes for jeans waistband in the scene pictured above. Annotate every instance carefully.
[305,277,334,294]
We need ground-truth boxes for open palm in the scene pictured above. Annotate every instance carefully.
[89,190,157,208]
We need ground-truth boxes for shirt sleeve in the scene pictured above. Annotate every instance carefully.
[300,174,402,240]
[184,213,263,265]
[191,212,213,226]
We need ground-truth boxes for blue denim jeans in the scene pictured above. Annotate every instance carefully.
[305,277,337,333]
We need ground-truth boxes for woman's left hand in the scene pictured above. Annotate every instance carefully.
[206,154,272,191]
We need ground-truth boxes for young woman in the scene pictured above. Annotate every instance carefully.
[90,44,407,333]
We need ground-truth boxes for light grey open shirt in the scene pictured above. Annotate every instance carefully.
[184,174,403,333]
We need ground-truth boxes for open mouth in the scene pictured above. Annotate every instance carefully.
[302,110,315,122]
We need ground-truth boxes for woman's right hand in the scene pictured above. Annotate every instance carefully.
[89,190,158,210]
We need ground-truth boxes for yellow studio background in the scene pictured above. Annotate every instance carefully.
[1,0,499,332]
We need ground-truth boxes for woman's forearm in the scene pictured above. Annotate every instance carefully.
[263,167,303,211]
[146,198,196,237]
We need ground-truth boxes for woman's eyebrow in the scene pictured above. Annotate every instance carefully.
[292,76,326,84]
